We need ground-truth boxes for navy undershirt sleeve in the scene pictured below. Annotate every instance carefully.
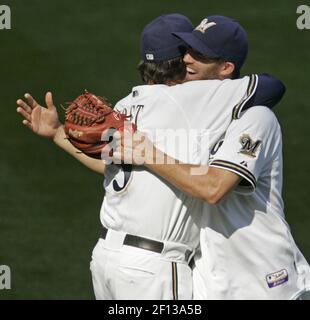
[243,73,286,110]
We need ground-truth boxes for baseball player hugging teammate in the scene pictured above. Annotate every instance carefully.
[16,13,307,300]
[114,16,310,299]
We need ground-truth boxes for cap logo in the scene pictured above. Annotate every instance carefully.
[146,54,154,61]
[195,18,217,33]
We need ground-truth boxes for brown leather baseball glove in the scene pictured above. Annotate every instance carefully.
[64,91,135,159]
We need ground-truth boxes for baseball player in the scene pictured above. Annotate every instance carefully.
[116,16,310,299]
[16,14,285,300]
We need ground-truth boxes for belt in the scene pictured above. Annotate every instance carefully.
[101,226,163,254]
[101,227,193,262]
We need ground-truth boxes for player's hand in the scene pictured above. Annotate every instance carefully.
[16,92,62,139]
[113,130,154,165]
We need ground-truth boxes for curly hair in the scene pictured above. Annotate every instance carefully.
[137,57,187,84]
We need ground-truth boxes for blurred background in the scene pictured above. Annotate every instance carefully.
[0,0,309,299]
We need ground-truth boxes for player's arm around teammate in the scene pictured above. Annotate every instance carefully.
[16,92,105,175]
[112,71,286,204]
[113,130,240,204]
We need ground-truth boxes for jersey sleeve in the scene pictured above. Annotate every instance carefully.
[209,106,281,194]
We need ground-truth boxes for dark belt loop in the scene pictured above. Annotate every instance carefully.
[101,226,108,239]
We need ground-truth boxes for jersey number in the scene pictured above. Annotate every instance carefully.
[112,164,133,192]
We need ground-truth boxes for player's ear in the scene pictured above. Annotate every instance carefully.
[219,62,235,79]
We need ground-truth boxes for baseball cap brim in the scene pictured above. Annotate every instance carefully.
[172,31,220,58]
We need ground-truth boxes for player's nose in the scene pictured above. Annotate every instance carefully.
[183,51,194,64]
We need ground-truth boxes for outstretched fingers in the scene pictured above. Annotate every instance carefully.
[45,92,55,110]
[24,93,39,109]
[17,106,32,122]
[22,119,33,130]
[16,99,32,113]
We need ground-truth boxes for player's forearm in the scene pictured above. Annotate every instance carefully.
[145,147,241,204]
[53,125,105,175]
[144,147,212,201]
[146,162,210,200]
[147,160,240,204]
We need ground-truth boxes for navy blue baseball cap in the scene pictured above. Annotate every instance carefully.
[140,14,193,62]
[173,16,248,71]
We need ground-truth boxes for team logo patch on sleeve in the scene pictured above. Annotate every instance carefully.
[266,269,289,288]
[239,134,262,158]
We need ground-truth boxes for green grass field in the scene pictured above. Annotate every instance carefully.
[0,0,309,299]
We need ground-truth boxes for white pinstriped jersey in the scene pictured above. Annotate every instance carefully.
[100,76,257,250]
[193,106,310,299]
